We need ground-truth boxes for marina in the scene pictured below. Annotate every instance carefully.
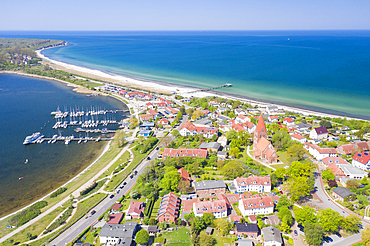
[23,134,113,145]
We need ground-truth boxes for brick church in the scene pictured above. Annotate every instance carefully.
[253,115,278,164]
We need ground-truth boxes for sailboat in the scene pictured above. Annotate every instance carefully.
[25,159,28,164]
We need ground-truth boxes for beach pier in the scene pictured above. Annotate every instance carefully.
[187,83,232,94]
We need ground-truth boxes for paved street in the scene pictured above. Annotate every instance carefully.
[48,116,187,245]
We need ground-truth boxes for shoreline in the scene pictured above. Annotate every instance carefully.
[36,47,368,122]
[0,72,131,221]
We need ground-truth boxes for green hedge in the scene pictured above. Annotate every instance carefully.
[50,187,67,198]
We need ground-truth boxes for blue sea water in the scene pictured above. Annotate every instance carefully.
[0,74,128,217]
[1,30,369,119]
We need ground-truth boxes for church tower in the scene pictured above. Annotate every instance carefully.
[253,115,267,151]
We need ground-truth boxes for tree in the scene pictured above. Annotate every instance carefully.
[317,208,342,233]
[178,180,193,194]
[226,129,238,141]
[228,111,236,119]
[172,129,179,137]
[274,167,287,180]
[192,216,206,231]
[8,239,14,245]
[192,110,204,120]
[202,213,215,226]
[229,147,241,158]
[222,161,244,179]
[115,129,127,147]
[280,218,291,233]
[342,215,361,234]
[287,143,305,161]
[158,221,168,230]
[294,206,317,227]
[346,179,360,190]
[186,108,194,118]
[328,179,338,188]
[26,232,32,239]
[362,225,370,246]
[277,206,293,226]
[320,120,332,129]
[271,130,293,151]
[103,213,110,222]
[149,218,157,225]
[160,166,181,191]
[216,219,233,235]
[199,233,217,246]
[322,169,335,181]
[287,176,312,202]
[180,105,186,115]
[275,195,290,211]
[135,229,149,245]
[305,222,325,246]
[288,161,314,178]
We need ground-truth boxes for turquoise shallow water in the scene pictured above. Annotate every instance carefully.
[1,31,370,119]
[0,74,128,217]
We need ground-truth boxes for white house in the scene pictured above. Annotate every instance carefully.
[291,134,307,144]
[306,143,337,161]
[239,197,274,216]
[99,222,138,246]
[235,114,250,124]
[263,227,283,246]
[217,136,228,147]
[233,176,271,193]
[310,127,328,140]
[337,164,366,180]
[352,152,370,171]
[193,199,228,218]
[283,118,295,126]
[179,121,218,138]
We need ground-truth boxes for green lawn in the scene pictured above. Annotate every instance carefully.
[151,199,162,218]
[161,228,191,246]
[70,193,106,222]
[277,151,290,165]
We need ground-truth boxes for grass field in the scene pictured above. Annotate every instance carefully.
[70,193,106,222]
[161,228,191,246]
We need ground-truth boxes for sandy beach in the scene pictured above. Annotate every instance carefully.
[35,48,367,122]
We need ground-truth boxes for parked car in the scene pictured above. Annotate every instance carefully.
[294,230,298,236]
[90,210,96,216]
[109,195,114,199]
[123,182,127,185]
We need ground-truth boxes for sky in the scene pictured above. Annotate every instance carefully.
[1,0,369,31]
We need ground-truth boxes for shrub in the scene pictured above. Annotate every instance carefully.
[50,187,67,198]
[31,201,48,209]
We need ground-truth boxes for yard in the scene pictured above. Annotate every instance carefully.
[150,199,162,218]
[161,228,192,246]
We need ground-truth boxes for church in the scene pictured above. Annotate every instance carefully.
[253,115,278,164]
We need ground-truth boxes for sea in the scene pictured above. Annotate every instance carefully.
[1,30,369,119]
[0,30,370,216]
[0,74,128,217]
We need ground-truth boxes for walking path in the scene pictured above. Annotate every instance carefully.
[0,129,138,244]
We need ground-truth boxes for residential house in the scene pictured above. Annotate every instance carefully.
[321,156,348,167]
[217,136,228,147]
[162,148,208,158]
[145,102,154,109]
[108,213,124,224]
[111,203,122,213]
[283,118,295,126]
[241,121,256,134]
[199,142,221,152]
[138,130,152,137]
[179,121,218,138]
[99,221,138,246]
[236,239,254,246]
[247,108,261,115]
[352,152,370,171]
[268,116,279,123]
[157,192,181,223]
[193,180,227,197]
[233,176,271,193]
[263,226,283,246]
[178,168,191,185]
[217,151,228,160]
[266,106,284,115]
[216,107,228,114]
[310,127,328,140]
[337,141,370,155]
[234,223,260,238]
[306,143,337,161]
[125,201,145,220]
[164,107,179,117]
[337,164,366,180]
[193,118,213,127]
[193,198,228,218]
[291,134,306,144]
[140,114,155,122]
[157,118,169,125]
[332,187,356,202]
[236,114,250,124]
[253,115,278,164]
[294,123,312,134]
[235,108,247,115]
[239,196,274,216]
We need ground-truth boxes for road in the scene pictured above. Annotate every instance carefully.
[48,116,187,245]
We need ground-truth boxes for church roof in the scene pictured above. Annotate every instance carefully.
[256,137,270,152]
[255,115,267,134]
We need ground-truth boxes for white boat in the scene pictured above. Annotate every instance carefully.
[65,139,71,145]
[78,139,82,144]
[25,159,28,164]
[51,139,57,144]
[23,132,42,145]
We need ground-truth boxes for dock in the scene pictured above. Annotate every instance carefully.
[187,83,232,94]
[74,128,117,133]
[27,135,114,145]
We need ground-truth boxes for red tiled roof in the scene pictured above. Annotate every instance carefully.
[108,213,124,224]
[127,201,145,216]
[178,168,191,182]
[291,134,305,140]
[180,121,218,135]
[182,198,198,213]
[283,118,294,123]
[165,107,179,114]
[235,176,271,187]
[147,109,158,115]
[241,197,274,210]
[353,152,370,164]
[255,137,271,152]
[111,203,122,211]
[194,199,227,215]
[158,192,180,218]
[163,148,208,158]
[232,123,244,131]
[322,157,348,166]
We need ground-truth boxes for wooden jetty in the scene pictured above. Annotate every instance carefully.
[187,83,232,94]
